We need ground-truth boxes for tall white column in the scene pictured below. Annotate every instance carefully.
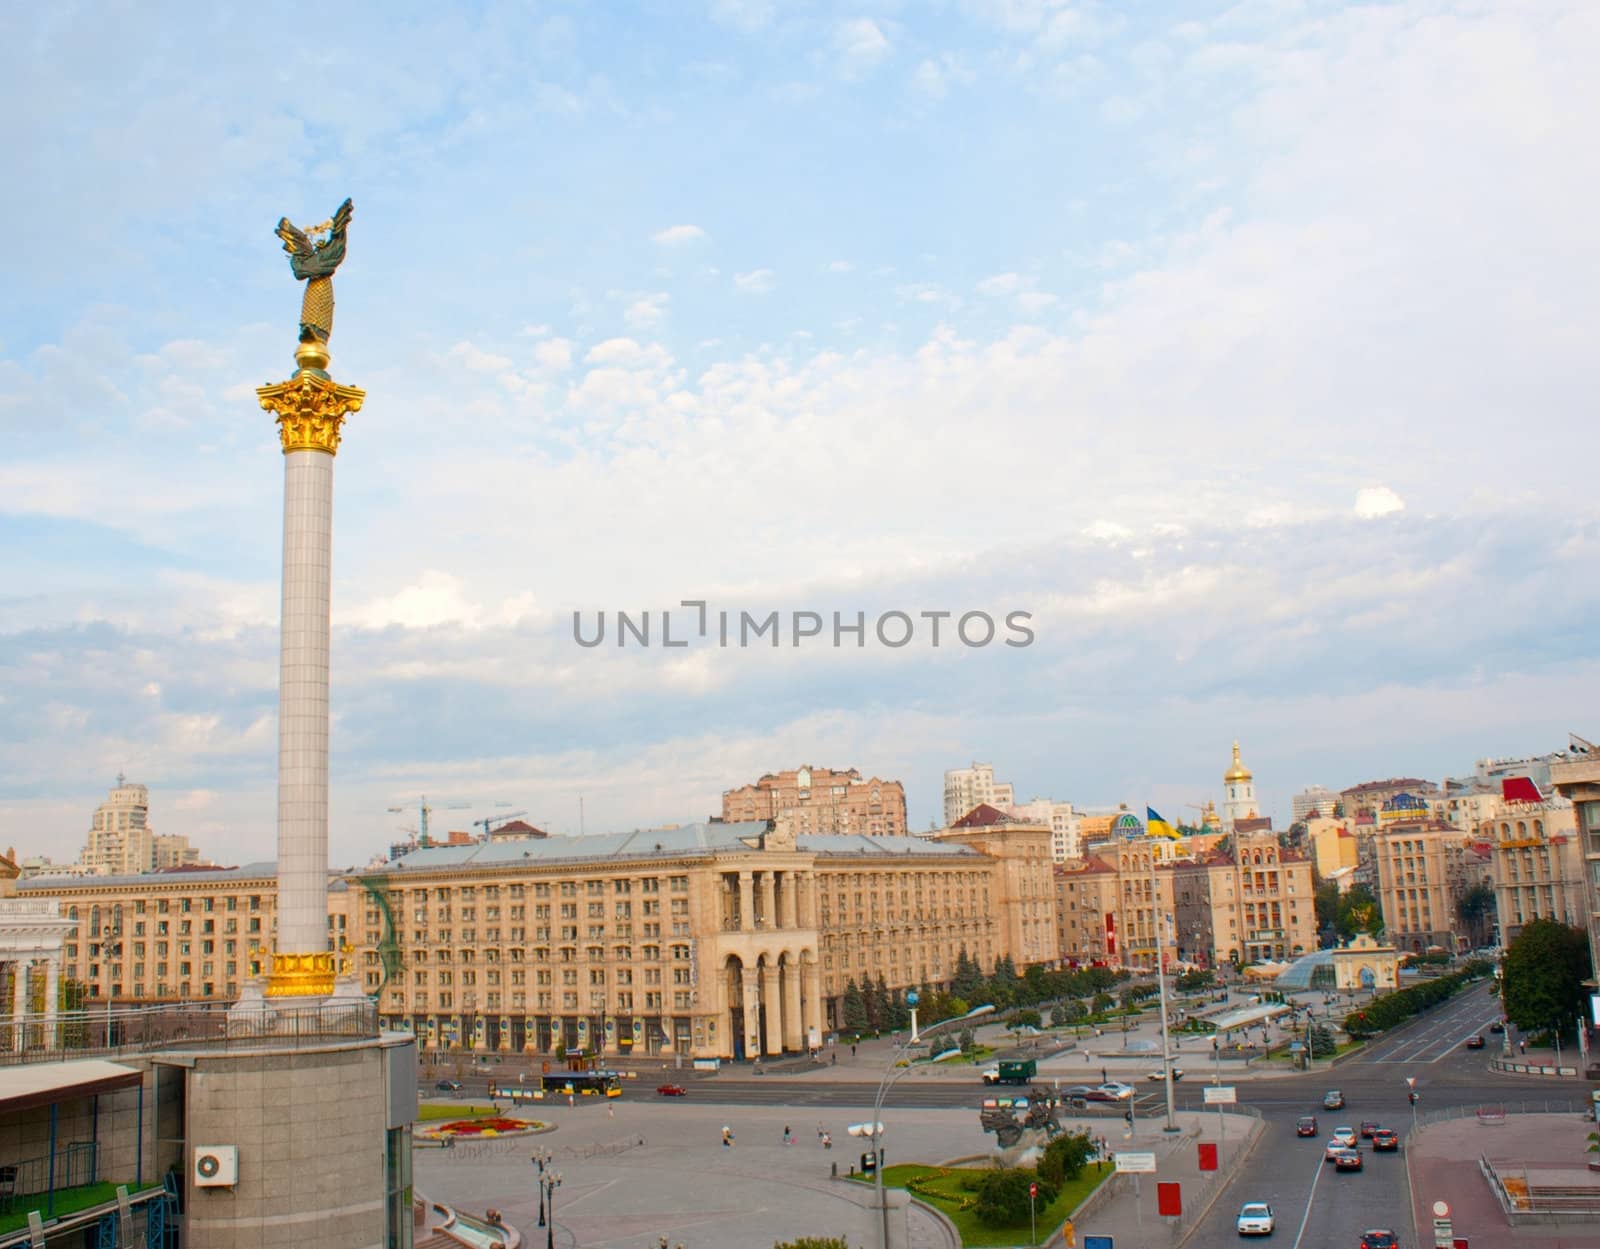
[43,955,60,1050]
[277,446,335,956]
[11,959,30,1054]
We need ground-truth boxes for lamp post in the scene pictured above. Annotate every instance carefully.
[871,1002,995,1249]
[531,1151,553,1226]
[103,927,122,1047]
[539,1169,562,1249]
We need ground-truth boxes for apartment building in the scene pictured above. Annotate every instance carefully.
[721,765,907,836]
[943,763,1015,826]
[1008,799,1080,863]
[15,863,352,1005]
[1372,820,1492,953]
[1341,778,1439,822]
[1548,742,1600,976]
[1482,802,1583,945]
[1173,832,1315,968]
[79,776,202,875]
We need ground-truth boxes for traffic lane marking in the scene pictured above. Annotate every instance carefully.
[1290,1143,1329,1249]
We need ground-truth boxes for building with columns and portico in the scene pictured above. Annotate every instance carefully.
[0,897,76,1053]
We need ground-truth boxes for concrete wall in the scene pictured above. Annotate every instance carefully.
[182,1040,395,1249]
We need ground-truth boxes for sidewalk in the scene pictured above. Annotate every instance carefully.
[1061,1108,1262,1248]
[1406,1109,1600,1249]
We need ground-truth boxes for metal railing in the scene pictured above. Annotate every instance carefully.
[1412,1098,1588,1128]
[0,998,379,1066]
[1,1142,98,1204]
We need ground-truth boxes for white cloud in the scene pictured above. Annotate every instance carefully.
[534,337,574,372]
[448,341,514,373]
[976,272,1029,296]
[709,0,773,32]
[1355,487,1406,519]
[651,224,708,245]
[734,268,776,294]
[625,293,670,329]
[1016,291,1059,313]
[826,260,855,273]
[834,18,891,79]
[344,571,481,631]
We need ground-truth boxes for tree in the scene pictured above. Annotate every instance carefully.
[1009,1009,1042,1031]
[1052,999,1086,1028]
[841,979,868,1031]
[1314,881,1341,934]
[1037,1131,1096,1186]
[862,977,883,1031]
[957,1027,975,1054]
[1501,919,1592,1038]
[1455,882,1495,950]
[1304,1022,1337,1059]
[952,947,984,1001]
[974,1168,1057,1227]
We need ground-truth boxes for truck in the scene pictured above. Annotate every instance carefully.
[982,1059,1037,1085]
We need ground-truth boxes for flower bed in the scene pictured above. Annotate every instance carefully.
[422,1116,545,1139]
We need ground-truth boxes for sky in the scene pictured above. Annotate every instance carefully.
[3,0,1598,869]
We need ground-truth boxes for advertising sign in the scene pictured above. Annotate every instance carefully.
[1114,1152,1157,1174]
[1156,1182,1182,1217]
[1202,1086,1237,1105]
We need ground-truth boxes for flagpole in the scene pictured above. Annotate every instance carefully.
[1148,807,1179,1134]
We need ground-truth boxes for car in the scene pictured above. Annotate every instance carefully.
[1465,1035,1486,1049]
[1147,1068,1185,1081]
[655,1083,688,1097]
[1333,1148,1364,1171]
[1489,1021,1505,1033]
[1332,1125,1357,1145]
[1295,1115,1319,1137]
[434,1079,463,1093]
[1323,1089,1345,1110]
[1325,1138,1349,1162]
[1236,1202,1275,1236]
[1359,1121,1382,1139]
[1371,1129,1399,1152]
[1060,1085,1097,1101]
[1090,1082,1136,1101]
[1360,1230,1398,1249]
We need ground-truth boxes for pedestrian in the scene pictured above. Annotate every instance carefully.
[783,1124,793,1145]
[1101,1067,1108,1084]
[1519,1038,1526,1054]
[722,1126,734,1148]
[817,1123,825,1140]
[851,1042,857,1057]
[822,1132,832,1150]
[607,1103,615,1119]
[831,1051,837,1065]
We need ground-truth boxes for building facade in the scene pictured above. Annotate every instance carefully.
[1482,802,1583,947]
[78,776,202,876]
[1340,778,1439,822]
[721,766,907,836]
[15,864,352,1006]
[1548,744,1600,976]
[943,763,1015,826]
[1292,785,1340,823]
[1173,833,1315,968]
[1371,819,1492,953]
[1009,799,1081,863]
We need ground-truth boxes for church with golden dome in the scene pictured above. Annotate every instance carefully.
[1223,740,1259,831]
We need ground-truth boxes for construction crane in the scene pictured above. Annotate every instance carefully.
[474,811,529,838]
[385,796,469,848]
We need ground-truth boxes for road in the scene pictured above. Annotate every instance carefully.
[1184,980,1518,1249]
[422,981,1539,1246]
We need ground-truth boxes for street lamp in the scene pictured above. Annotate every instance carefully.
[531,1151,554,1226]
[871,1002,995,1249]
[539,1168,562,1248]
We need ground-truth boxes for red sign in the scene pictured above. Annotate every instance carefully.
[1157,1182,1181,1217]
[1197,1142,1218,1172]
[1029,1182,1038,1199]
[1105,913,1117,956]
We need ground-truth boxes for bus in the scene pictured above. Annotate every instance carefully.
[540,1071,622,1098]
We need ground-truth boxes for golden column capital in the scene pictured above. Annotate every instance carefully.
[265,950,339,998]
[257,368,365,455]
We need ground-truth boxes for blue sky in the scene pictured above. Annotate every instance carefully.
[4,1,1598,866]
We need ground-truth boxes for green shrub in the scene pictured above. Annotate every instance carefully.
[1037,1132,1096,1186]
[974,1168,1057,1227]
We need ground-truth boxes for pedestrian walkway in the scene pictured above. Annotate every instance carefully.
[1407,1110,1600,1249]
[1066,1109,1262,1248]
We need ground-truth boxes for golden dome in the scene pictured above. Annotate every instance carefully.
[1202,801,1221,828]
[1224,740,1253,784]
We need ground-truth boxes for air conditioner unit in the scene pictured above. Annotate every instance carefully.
[192,1145,238,1188]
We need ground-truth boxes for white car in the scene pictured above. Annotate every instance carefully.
[1237,1202,1275,1236]
[1332,1126,1357,1147]
[1093,1081,1136,1101]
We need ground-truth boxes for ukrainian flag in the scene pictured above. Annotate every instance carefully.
[1147,806,1180,839]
